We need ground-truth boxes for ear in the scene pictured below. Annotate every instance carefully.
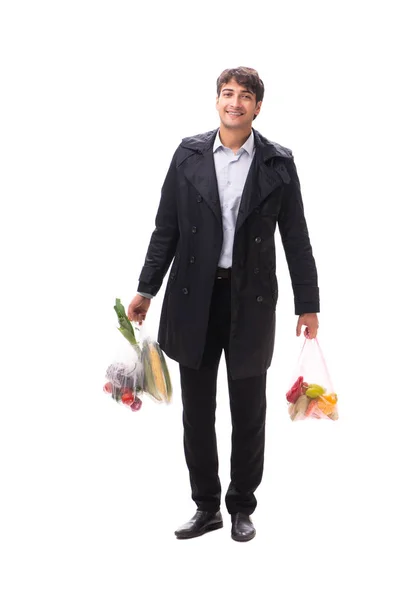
[254,101,262,116]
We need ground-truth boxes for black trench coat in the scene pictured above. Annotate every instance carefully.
[137,128,319,380]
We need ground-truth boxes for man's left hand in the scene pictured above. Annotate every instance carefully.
[296,313,319,339]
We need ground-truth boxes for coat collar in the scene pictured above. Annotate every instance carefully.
[213,128,255,157]
[180,128,292,234]
[180,127,292,162]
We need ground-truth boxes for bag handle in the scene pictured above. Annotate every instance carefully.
[133,319,151,343]
[299,337,335,392]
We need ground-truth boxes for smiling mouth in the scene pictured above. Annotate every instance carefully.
[226,111,243,116]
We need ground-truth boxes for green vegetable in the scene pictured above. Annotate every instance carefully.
[306,384,325,398]
[114,298,140,354]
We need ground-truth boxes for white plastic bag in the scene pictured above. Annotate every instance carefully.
[286,338,339,421]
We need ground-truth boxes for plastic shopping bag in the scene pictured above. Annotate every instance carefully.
[102,299,173,413]
[286,338,338,421]
[103,335,144,411]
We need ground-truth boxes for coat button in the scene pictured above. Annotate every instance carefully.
[255,236,261,243]
[256,295,263,302]
[197,195,202,202]
[182,288,189,294]
[190,256,195,263]
[192,226,197,233]
[254,267,260,274]
[255,207,260,214]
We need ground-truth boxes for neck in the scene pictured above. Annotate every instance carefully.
[219,125,252,152]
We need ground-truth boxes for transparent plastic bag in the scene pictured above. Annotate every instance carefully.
[103,335,144,411]
[102,299,173,413]
[286,338,339,422]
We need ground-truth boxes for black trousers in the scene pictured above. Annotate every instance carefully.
[179,274,267,515]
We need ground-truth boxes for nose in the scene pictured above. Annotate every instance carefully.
[228,96,243,109]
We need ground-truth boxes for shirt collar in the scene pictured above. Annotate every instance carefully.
[213,129,255,156]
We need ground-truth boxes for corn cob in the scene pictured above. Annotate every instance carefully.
[142,339,172,403]
[157,345,172,401]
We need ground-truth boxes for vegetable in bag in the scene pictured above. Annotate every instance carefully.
[102,298,173,412]
[286,338,339,422]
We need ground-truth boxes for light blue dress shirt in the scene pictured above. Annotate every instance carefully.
[213,129,255,268]
[138,129,255,298]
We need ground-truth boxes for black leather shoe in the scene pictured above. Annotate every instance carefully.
[174,510,223,539]
[231,513,256,542]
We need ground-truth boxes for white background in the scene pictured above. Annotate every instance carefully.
[1,1,399,598]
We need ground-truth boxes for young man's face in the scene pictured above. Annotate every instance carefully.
[216,78,262,130]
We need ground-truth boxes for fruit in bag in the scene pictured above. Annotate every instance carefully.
[286,338,339,422]
[130,398,142,411]
[305,384,325,398]
[121,391,135,405]
[305,398,319,417]
[286,376,304,404]
[323,393,338,405]
[317,393,337,415]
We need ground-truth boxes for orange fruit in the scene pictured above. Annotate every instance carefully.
[317,398,335,415]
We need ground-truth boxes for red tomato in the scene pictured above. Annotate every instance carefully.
[121,387,133,395]
[103,382,113,394]
[121,392,134,405]
[130,398,142,411]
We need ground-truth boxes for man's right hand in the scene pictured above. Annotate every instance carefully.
[127,294,151,325]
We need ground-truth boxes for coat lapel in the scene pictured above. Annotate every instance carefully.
[182,147,222,228]
[234,154,283,234]
[180,128,290,233]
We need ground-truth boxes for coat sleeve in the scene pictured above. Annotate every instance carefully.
[137,149,180,297]
[277,158,320,315]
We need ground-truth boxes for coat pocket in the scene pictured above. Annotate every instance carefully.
[269,270,278,304]
[167,252,180,291]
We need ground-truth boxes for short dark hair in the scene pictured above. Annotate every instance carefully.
[216,67,264,120]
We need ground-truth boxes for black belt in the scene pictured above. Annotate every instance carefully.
[216,267,231,279]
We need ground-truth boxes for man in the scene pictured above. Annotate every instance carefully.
[127,67,319,542]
